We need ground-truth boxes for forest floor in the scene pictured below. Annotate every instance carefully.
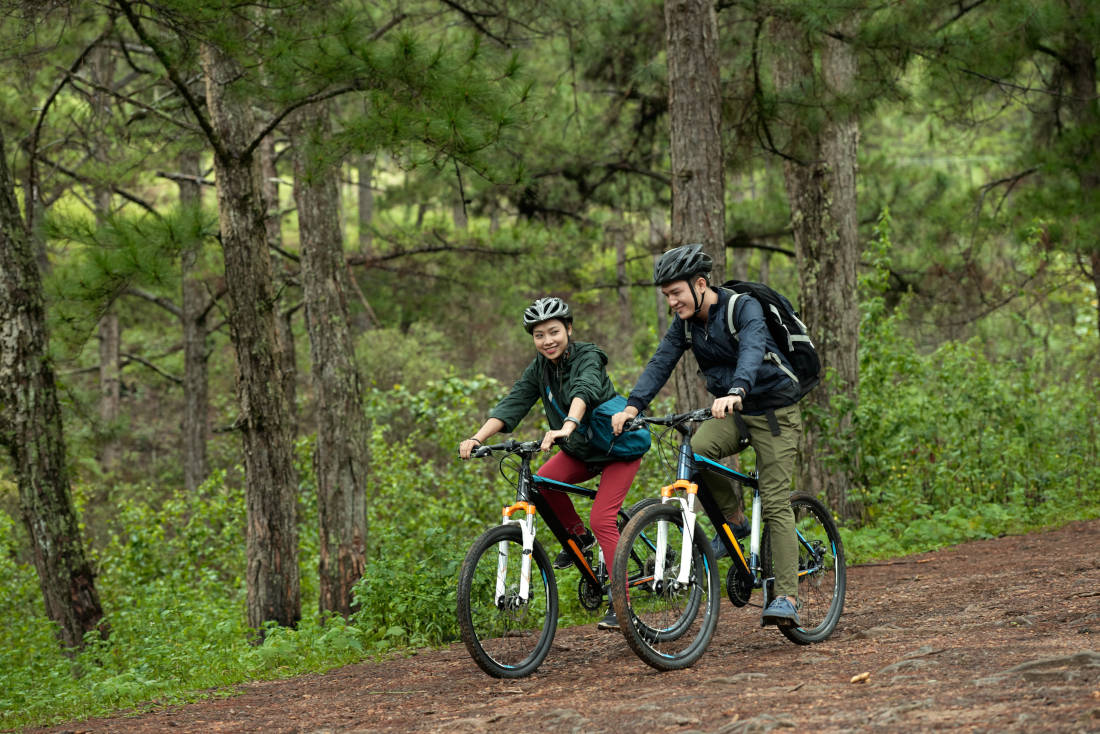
[30,517,1100,734]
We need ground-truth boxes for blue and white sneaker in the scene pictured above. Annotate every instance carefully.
[762,597,801,627]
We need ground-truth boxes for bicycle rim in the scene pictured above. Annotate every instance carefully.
[611,503,719,671]
[457,525,558,677]
[763,493,846,644]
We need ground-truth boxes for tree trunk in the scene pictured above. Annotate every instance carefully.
[261,135,282,250]
[202,40,301,633]
[649,211,671,333]
[357,154,375,255]
[97,312,121,469]
[178,149,210,492]
[772,19,861,518]
[0,128,104,650]
[611,215,633,348]
[292,104,371,618]
[665,0,725,411]
[1062,8,1100,339]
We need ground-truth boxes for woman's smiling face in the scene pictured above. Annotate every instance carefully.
[532,319,572,361]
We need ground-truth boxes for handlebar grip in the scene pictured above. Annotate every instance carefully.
[471,445,492,458]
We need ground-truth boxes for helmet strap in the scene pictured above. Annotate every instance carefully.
[689,277,705,316]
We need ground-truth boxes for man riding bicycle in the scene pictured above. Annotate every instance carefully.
[611,244,804,627]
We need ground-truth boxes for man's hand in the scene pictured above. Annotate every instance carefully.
[611,406,639,435]
[711,395,742,418]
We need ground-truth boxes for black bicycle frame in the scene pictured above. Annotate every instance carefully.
[510,450,625,589]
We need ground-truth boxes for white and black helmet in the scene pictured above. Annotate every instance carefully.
[523,296,573,333]
[653,243,713,285]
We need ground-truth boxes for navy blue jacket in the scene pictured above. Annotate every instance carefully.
[626,288,800,416]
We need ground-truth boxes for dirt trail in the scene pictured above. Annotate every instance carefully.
[33,518,1100,733]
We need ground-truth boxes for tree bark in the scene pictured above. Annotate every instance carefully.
[178,149,210,492]
[201,40,301,632]
[1062,5,1100,339]
[665,0,725,411]
[292,104,371,618]
[356,154,375,255]
[611,215,633,346]
[97,312,121,469]
[0,127,104,650]
[771,19,861,518]
[261,134,282,250]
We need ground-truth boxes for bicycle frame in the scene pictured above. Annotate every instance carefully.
[481,440,620,604]
[640,410,826,608]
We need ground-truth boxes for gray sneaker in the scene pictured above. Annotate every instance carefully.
[762,597,801,627]
[596,606,619,631]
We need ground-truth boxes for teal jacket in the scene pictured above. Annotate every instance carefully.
[488,341,619,464]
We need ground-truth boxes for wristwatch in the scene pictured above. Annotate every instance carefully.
[728,387,746,399]
[563,416,582,427]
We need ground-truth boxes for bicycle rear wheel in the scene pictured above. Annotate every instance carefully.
[611,502,720,671]
[456,525,558,678]
[762,492,846,644]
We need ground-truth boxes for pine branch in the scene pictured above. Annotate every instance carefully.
[934,0,995,34]
[156,171,215,187]
[438,0,510,47]
[27,29,112,234]
[121,352,182,385]
[35,154,159,215]
[59,65,203,135]
[124,287,182,318]
[344,232,524,267]
[241,11,409,160]
[114,0,228,161]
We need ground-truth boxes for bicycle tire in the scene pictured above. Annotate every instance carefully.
[762,492,846,644]
[456,524,559,678]
[627,497,661,517]
[611,502,720,671]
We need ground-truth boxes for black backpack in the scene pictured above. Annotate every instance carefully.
[686,280,821,398]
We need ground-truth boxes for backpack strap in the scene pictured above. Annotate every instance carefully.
[724,290,742,341]
[732,412,751,449]
[764,351,800,386]
[765,409,781,437]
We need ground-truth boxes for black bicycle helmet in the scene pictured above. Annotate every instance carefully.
[523,296,573,333]
[653,243,713,285]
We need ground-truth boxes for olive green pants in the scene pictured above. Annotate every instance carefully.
[691,403,802,599]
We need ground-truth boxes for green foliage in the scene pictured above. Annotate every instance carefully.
[841,211,1100,561]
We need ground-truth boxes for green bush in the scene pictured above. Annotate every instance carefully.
[2,354,1097,729]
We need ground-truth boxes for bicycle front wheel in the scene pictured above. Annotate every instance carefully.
[763,492,846,644]
[456,525,559,678]
[611,503,720,671]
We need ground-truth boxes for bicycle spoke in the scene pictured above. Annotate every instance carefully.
[612,503,719,670]
[457,526,558,677]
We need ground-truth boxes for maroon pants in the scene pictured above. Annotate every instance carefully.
[536,450,642,565]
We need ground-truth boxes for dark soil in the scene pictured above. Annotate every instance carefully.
[31,518,1100,733]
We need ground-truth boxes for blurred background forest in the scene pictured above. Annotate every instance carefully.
[0,0,1097,728]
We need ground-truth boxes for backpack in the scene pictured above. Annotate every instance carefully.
[685,280,821,398]
[544,388,652,460]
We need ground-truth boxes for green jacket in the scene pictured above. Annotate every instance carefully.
[488,341,619,464]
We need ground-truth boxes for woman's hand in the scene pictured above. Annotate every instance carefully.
[458,438,482,459]
[540,426,574,452]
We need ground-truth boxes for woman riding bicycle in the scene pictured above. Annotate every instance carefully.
[458,296,643,631]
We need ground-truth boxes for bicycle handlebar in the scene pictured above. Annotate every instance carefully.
[627,408,713,431]
[468,437,556,459]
